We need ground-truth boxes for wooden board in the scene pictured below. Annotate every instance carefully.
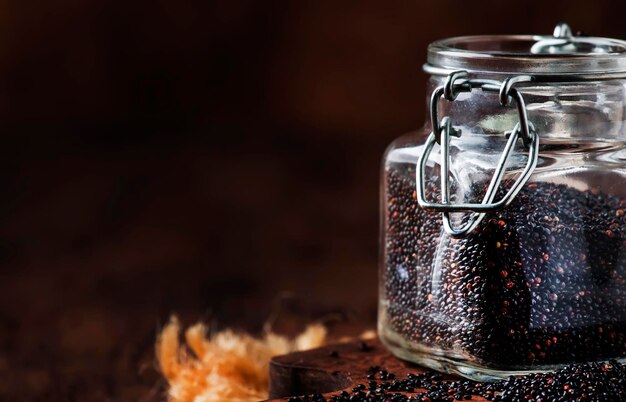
[266,339,488,401]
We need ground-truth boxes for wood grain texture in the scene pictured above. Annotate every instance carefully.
[266,339,488,401]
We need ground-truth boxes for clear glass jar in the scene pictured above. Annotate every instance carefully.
[379,25,626,380]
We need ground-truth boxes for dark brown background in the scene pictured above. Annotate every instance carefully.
[2,1,626,401]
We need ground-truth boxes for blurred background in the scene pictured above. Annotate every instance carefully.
[2,0,626,400]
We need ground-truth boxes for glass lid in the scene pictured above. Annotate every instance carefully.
[425,23,626,79]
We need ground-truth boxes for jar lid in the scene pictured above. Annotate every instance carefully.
[424,23,626,80]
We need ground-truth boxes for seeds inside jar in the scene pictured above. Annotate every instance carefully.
[383,163,626,368]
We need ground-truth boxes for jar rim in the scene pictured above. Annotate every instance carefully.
[425,32,626,80]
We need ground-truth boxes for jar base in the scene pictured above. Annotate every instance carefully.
[379,324,626,382]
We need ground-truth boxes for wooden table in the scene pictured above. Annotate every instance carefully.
[267,339,488,401]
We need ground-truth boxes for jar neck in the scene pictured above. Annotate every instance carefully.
[425,76,626,143]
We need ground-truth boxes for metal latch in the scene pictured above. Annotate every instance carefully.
[415,70,540,238]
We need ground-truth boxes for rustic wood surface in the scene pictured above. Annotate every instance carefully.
[267,339,488,401]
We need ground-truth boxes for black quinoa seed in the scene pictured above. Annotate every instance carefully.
[382,163,626,369]
[292,360,626,401]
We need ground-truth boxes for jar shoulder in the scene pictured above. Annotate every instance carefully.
[383,127,430,166]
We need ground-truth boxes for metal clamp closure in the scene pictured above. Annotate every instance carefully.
[416,70,540,238]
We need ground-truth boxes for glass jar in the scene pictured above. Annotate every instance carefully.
[379,24,626,380]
